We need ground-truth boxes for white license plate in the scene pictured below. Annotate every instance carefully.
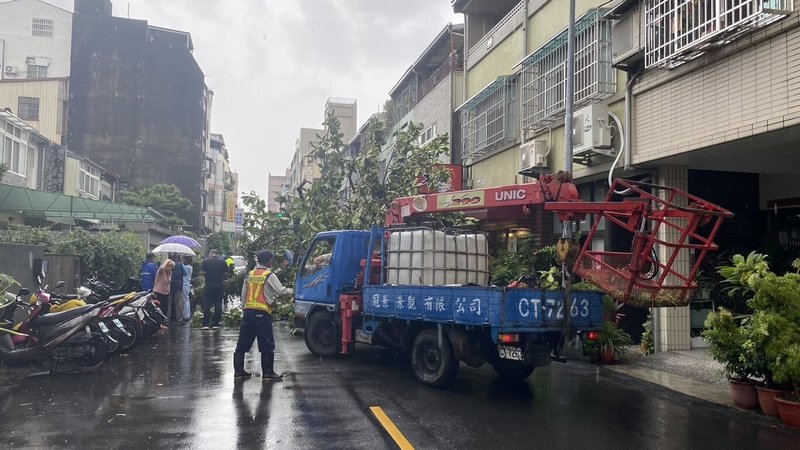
[137,309,145,320]
[498,344,523,361]
[112,319,124,329]
[98,322,110,333]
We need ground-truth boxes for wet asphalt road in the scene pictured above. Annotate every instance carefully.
[1,324,798,449]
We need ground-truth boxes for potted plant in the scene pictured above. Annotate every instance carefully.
[598,321,632,364]
[747,273,800,427]
[703,308,760,410]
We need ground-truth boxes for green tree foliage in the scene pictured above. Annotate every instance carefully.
[0,227,144,287]
[118,183,193,227]
[206,231,232,255]
[240,112,450,261]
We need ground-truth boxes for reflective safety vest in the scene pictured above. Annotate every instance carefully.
[244,268,272,313]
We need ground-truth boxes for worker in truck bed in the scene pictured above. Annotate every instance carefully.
[233,250,293,381]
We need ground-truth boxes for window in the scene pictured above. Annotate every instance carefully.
[26,58,48,78]
[32,18,54,37]
[0,122,30,176]
[300,237,336,278]
[208,189,216,205]
[419,124,437,145]
[79,162,101,198]
[18,97,40,121]
[521,8,615,129]
[461,75,519,161]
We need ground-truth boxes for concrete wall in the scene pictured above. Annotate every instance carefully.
[325,100,357,143]
[0,0,72,80]
[62,153,79,195]
[0,243,44,293]
[68,12,206,227]
[0,78,68,143]
[633,11,800,164]
[414,71,456,163]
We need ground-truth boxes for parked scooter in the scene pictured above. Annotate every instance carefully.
[0,287,110,369]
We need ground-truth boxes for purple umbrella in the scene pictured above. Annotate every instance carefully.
[160,235,201,248]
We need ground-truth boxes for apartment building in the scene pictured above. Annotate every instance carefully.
[287,98,357,193]
[381,24,465,168]
[452,0,800,351]
[267,172,288,213]
[202,133,238,233]
[0,0,72,145]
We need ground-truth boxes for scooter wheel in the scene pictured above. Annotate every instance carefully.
[75,332,108,369]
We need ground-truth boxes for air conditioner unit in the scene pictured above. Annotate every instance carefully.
[520,139,549,172]
[573,104,613,158]
[4,65,17,74]
[611,9,644,68]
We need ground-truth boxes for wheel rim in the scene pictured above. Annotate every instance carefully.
[420,342,441,373]
[314,322,335,348]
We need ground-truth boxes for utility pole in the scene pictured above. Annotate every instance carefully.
[560,0,577,357]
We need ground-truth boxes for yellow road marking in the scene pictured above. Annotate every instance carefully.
[369,406,414,450]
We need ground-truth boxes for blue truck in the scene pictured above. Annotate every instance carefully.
[293,227,604,387]
[293,176,731,387]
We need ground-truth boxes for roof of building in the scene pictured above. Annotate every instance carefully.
[147,25,194,51]
[0,0,72,14]
[388,23,464,97]
[0,109,52,145]
[0,184,163,222]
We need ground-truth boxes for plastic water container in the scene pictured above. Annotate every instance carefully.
[386,229,489,286]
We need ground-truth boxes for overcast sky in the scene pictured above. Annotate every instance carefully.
[46,0,462,199]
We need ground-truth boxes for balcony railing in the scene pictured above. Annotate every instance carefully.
[418,53,464,101]
[645,0,794,69]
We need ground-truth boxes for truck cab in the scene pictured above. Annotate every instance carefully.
[293,230,372,331]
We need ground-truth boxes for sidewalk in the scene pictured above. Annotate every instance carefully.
[604,348,732,406]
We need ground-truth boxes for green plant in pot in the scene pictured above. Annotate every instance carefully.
[598,321,632,364]
[747,273,800,426]
[703,308,760,410]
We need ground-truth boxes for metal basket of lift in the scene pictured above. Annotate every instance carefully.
[570,179,733,308]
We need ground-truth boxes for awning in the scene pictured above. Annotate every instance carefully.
[0,185,163,222]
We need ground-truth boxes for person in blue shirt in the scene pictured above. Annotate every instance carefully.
[140,253,158,292]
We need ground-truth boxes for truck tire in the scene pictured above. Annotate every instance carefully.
[490,359,535,381]
[410,328,458,388]
[305,311,338,357]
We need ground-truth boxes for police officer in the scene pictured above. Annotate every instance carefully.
[233,250,293,381]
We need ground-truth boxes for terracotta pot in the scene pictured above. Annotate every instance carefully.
[756,386,789,418]
[600,347,616,364]
[775,396,800,428]
[729,379,760,410]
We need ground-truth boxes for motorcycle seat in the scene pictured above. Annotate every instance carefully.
[34,305,95,326]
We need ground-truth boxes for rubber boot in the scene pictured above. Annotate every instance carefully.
[261,352,283,381]
[233,352,252,379]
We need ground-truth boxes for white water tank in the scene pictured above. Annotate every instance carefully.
[386,229,489,286]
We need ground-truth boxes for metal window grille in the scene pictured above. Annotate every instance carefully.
[18,97,39,121]
[31,18,54,37]
[645,0,794,69]
[461,76,519,161]
[520,9,615,129]
[26,64,48,79]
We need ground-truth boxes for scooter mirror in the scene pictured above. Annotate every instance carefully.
[17,288,30,297]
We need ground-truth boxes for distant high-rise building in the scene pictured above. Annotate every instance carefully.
[267,173,287,213]
[287,97,357,193]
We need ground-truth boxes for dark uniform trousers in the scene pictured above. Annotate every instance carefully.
[235,308,275,354]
